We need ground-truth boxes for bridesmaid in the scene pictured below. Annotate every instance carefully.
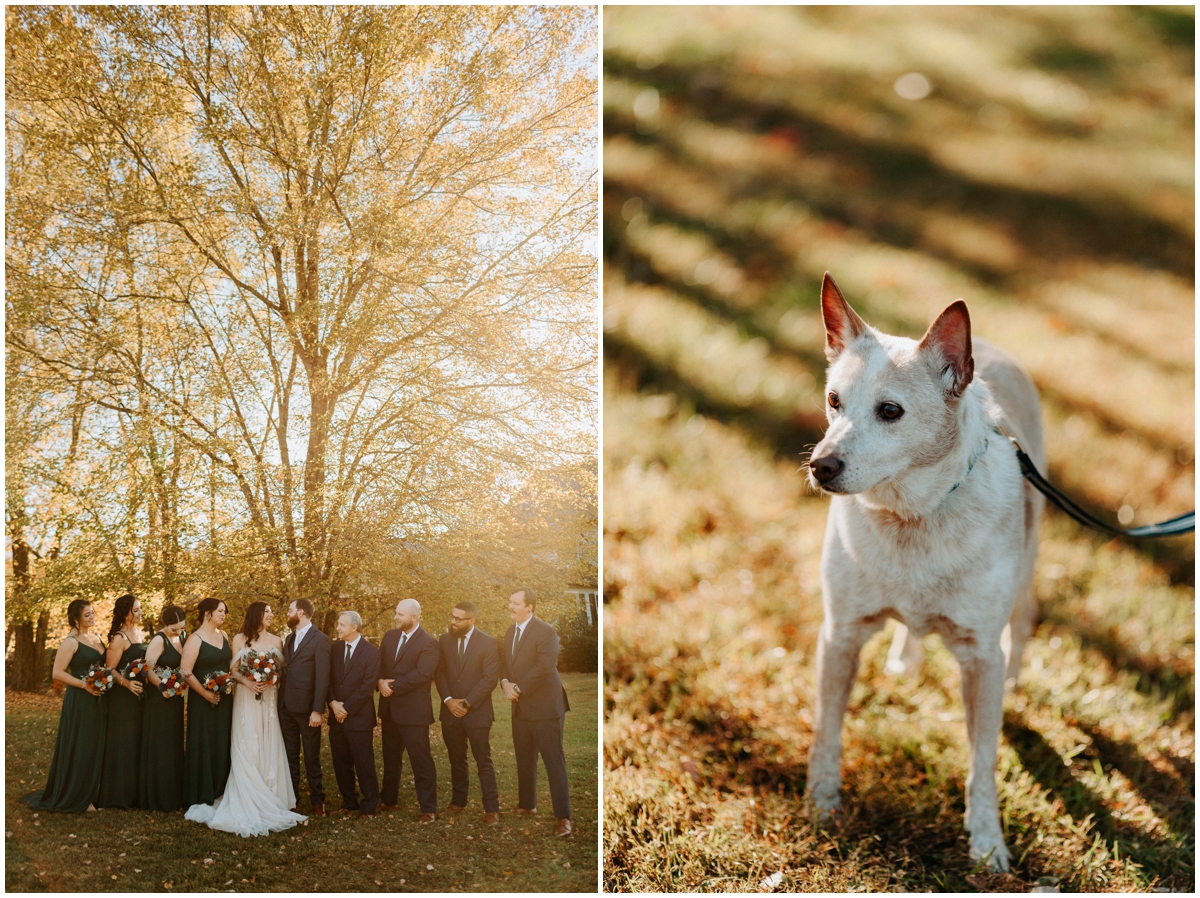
[23,599,108,812]
[181,597,234,807]
[97,594,146,808]
[139,604,188,811]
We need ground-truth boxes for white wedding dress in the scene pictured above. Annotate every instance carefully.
[185,647,306,837]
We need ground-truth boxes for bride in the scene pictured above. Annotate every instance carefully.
[185,601,306,837]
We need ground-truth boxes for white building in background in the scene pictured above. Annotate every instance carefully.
[567,582,598,626]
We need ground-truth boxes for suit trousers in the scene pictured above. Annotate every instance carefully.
[442,719,500,812]
[280,708,325,807]
[380,716,437,813]
[329,722,380,814]
[512,713,570,819]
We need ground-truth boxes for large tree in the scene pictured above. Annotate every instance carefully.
[6,5,597,682]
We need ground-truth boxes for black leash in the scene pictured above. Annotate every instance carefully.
[1000,431,1195,538]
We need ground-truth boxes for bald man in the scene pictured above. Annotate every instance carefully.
[377,598,439,821]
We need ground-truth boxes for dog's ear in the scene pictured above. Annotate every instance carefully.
[821,272,868,360]
[918,300,974,397]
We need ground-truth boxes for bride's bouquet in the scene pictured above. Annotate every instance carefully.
[123,657,151,698]
[240,649,281,701]
[84,664,116,695]
[200,670,232,704]
[155,667,185,698]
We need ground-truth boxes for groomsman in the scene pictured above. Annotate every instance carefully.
[281,597,331,816]
[435,602,501,824]
[328,611,381,817]
[499,586,572,838]
[377,598,439,822]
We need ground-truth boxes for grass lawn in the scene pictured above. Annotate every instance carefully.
[603,6,1193,892]
[4,672,597,892]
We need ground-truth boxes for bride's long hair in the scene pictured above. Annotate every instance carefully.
[238,601,271,644]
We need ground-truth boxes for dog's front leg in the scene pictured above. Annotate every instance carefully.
[955,644,1011,870]
[806,620,874,814]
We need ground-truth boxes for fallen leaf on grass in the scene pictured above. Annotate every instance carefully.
[204,858,215,866]
[134,869,141,873]
[83,860,92,866]
[426,864,434,870]
[759,871,784,892]
[162,882,173,889]
[225,879,233,886]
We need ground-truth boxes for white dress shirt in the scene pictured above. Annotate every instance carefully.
[292,621,313,653]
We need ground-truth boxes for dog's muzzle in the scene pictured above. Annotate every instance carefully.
[809,453,844,485]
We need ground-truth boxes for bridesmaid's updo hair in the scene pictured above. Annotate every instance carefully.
[196,597,226,627]
[239,601,270,643]
[66,599,92,632]
[108,593,138,642]
[160,605,186,627]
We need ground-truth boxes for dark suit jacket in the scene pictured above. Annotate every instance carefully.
[281,623,331,716]
[435,627,499,727]
[499,616,570,722]
[329,637,380,731]
[377,625,438,726]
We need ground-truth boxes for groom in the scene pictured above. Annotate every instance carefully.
[281,598,331,817]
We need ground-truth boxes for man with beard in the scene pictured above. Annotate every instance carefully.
[280,598,331,816]
[435,602,501,824]
[328,611,381,817]
[377,598,439,822]
[499,587,572,838]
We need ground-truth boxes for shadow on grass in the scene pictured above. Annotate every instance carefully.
[1002,711,1190,880]
[605,56,1194,281]
[1039,601,1195,719]
[604,330,827,464]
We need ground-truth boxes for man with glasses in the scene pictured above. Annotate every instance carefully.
[435,602,501,824]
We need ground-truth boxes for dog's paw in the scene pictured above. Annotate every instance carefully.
[969,833,1012,872]
[805,785,842,819]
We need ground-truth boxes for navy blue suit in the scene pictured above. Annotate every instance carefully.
[328,636,380,814]
[435,627,500,812]
[377,625,438,813]
[281,624,331,807]
[500,616,571,818]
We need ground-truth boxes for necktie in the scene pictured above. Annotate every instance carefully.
[344,643,352,667]
[458,637,465,667]
[512,625,521,658]
[395,632,408,663]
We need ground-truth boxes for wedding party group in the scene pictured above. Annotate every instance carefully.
[21,587,574,840]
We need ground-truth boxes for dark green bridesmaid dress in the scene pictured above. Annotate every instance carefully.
[138,631,187,811]
[185,633,234,807]
[23,639,108,812]
[96,636,147,808]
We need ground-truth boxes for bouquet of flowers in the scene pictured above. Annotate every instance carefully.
[155,667,185,698]
[123,657,151,682]
[200,670,232,704]
[240,649,281,701]
[84,664,116,695]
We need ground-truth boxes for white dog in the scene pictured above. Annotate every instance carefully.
[804,273,1045,870]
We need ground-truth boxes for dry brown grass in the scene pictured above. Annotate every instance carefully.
[603,6,1193,892]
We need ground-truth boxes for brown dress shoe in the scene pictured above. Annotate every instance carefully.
[445,803,466,813]
[513,807,537,816]
[336,808,356,816]
[419,812,436,824]
[312,804,326,817]
[554,818,573,838]
[359,810,376,819]
[378,803,398,812]
[483,811,500,825]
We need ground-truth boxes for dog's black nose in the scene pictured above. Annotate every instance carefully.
[809,454,844,484]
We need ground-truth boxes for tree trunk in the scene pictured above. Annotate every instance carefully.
[9,611,51,691]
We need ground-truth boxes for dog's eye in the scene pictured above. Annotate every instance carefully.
[827,391,840,409]
[878,402,904,421]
